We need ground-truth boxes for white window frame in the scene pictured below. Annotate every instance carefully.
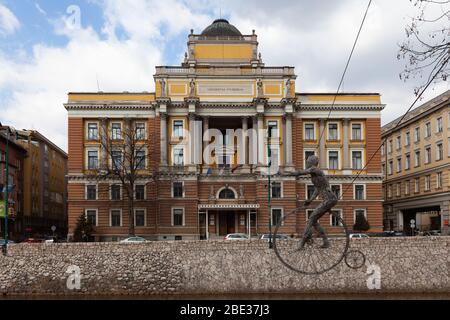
[405,131,410,146]
[306,209,314,221]
[270,181,284,199]
[414,127,420,143]
[172,119,185,139]
[110,183,122,201]
[327,149,341,170]
[110,208,123,227]
[172,207,185,227]
[86,121,100,140]
[85,147,100,170]
[171,181,185,198]
[415,178,420,193]
[425,146,432,164]
[436,172,442,189]
[396,136,401,150]
[405,154,410,170]
[110,149,124,169]
[134,208,147,227]
[396,183,401,197]
[85,184,98,201]
[305,184,316,200]
[436,142,443,161]
[85,209,98,227]
[388,161,393,175]
[396,157,402,173]
[330,209,343,227]
[134,121,147,140]
[351,149,364,170]
[266,119,280,139]
[437,117,443,133]
[353,208,367,224]
[173,146,185,166]
[134,149,147,170]
[425,175,431,191]
[405,180,410,195]
[351,122,363,141]
[303,122,316,140]
[271,207,284,226]
[353,184,366,200]
[134,184,147,200]
[388,140,393,153]
[414,150,420,167]
[303,149,317,169]
[327,122,340,141]
[425,122,431,138]
[110,121,123,140]
[330,184,342,199]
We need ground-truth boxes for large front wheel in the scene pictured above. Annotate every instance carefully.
[273,207,350,275]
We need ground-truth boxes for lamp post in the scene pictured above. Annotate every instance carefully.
[267,127,273,249]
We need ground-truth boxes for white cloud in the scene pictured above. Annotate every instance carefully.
[0,4,20,36]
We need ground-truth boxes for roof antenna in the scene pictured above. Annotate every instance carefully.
[96,74,101,92]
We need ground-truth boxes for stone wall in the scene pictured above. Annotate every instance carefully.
[0,237,448,296]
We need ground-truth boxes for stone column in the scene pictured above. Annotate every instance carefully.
[203,116,209,171]
[160,114,168,166]
[257,114,264,165]
[319,119,326,168]
[343,118,350,173]
[285,114,293,167]
[189,113,196,167]
[250,116,258,167]
[241,117,248,168]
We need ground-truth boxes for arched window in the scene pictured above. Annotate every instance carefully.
[218,188,235,199]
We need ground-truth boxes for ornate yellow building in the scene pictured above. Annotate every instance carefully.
[65,19,384,241]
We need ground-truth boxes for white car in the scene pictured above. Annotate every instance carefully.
[224,233,249,240]
[349,233,369,239]
[120,236,147,243]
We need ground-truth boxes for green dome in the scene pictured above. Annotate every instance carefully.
[201,19,242,37]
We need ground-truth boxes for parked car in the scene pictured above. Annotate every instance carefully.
[119,236,147,243]
[422,230,441,236]
[224,233,249,240]
[260,234,290,242]
[349,233,369,239]
[23,238,43,243]
[0,239,15,244]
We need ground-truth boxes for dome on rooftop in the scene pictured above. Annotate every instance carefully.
[200,19,242,37]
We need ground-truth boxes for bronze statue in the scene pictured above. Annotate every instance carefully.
[283,155,337,249]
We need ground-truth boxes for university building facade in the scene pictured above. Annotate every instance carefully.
[65,19,384,241]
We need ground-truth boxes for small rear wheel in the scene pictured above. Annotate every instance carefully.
[344,250,366,269]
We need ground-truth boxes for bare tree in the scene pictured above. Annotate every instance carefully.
[398,0,450,95]
[95,118,149,237]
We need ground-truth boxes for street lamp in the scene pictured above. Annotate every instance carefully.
[267,126,273,249]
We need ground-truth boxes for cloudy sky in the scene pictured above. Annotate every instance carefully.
[0,0,448,151]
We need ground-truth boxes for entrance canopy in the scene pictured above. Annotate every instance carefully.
[198,204,259,210]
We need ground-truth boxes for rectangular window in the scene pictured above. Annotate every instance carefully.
[330,210,342,227]
[135,209,146,227]
[110,209,121,227]
[86,210,97,226]
[306,209,314,221]
[268,121,278,138]
[135,150,146,169]
[396,136,401,150]
[173,147,184,166]
[414,151,420,167]
[172,182,183,198]
[304,150,315,168]
[304,123,315,140]
[86,185,97,200]
[354,209,366,224]
[135,122,146,140]
[425,147,431,164]
[437,117,443,133]
[396,183,401,197]
[388,161,393,175]
[415,178,420,193]
[307,185,315,200]
[351,123,362,140]
[448,137,450,157]
[425,122,431,138]
[111,185,121,200]
[135,185,145,200]
[382,163,386,176]
[88,151,99,170]
[111,150,123,169]
[331,185,341,198]
[405,132,410,146]
[328,123,338,140]
[405,181,410,195]
[328,151,339,170]
[425,175,431,191]
[387,185,392,198]
[354,185,365,200]
[436,143,443,161]
[173,120,184,138]
[239,214,246,226]
[352,151,363,170]
[388,140,393,153]
[209,214,215,226]
[397,158,402,172]
[271,208,283,226]
[381,144,385,156]
[172,208,184,226]
[436,172,442,189]
[111,123,122,140]
[271,182,282,198]
[87,123,98,140]
[405,154,410,170]
[414,127,420,142]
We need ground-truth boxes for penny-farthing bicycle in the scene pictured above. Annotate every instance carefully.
[273,206,366,275]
